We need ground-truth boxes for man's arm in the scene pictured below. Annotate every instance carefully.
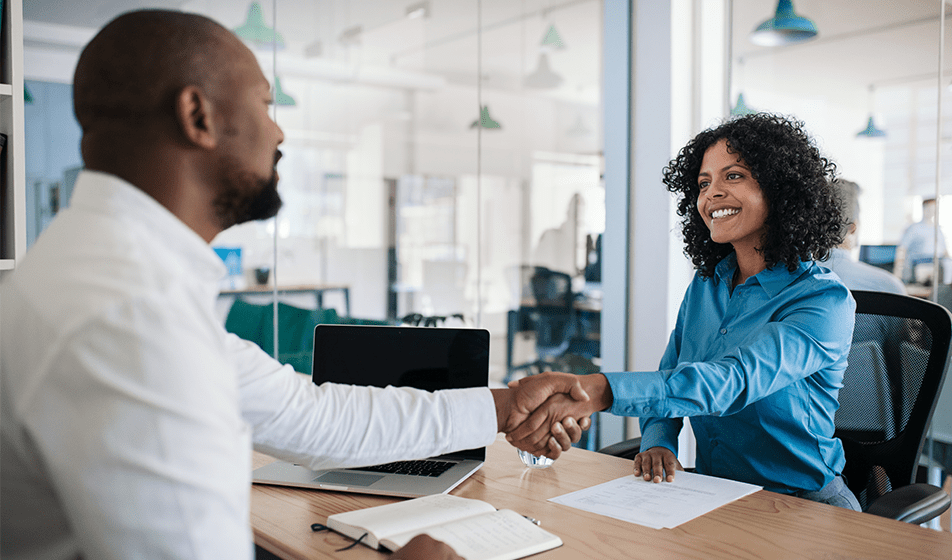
[234,334,595,466]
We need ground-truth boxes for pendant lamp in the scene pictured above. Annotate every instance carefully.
[233,2,285,49]
[525,53,564,89]
[730,93,756,116]
[856,116,886,138]
[273,77,296,107]
[470,106,502,129]
[856,86,885,138]
[750,0,818,47]
[540,24,565,51]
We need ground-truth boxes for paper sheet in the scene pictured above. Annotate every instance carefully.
[548,472,761,529]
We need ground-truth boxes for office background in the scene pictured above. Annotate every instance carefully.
[16,0,952,506]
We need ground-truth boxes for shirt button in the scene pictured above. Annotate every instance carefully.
[720,328,728,334]
[642,406,651,414]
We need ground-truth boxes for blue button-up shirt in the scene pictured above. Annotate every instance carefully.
[603,254,855,493]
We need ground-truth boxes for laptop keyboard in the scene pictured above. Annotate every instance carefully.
[357,460,455,477]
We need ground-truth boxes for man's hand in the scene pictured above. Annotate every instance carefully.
[633,446,683,483]
[504,392,598,455]
[490,371,593,459]
[498,371,591,433]
[390,534,462,560]
[497,372,613,457]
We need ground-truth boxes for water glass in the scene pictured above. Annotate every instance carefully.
[517,449,554,469]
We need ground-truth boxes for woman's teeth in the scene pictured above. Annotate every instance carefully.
[711,208,739,219]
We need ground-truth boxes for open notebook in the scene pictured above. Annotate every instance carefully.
[252,324,490,497]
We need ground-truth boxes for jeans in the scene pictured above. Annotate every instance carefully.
[794,475,861,511]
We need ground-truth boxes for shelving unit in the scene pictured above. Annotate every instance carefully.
[1,0,25,274]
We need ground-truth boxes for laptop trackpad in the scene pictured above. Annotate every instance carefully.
[315,471,385,487]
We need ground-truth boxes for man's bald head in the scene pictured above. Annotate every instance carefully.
[73,10,240,135]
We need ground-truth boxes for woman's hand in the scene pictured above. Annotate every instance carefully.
[633,446,683,483]
[390,534,463,560]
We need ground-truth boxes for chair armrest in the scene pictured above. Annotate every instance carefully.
[597,437,642,460]
[865,483,951,524]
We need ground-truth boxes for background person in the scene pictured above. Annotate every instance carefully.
[894,196,951,284]
[823,179,905,294]
[508,113,861,511]
[0,10,589,560]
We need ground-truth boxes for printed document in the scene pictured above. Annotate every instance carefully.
[549,472,761,529]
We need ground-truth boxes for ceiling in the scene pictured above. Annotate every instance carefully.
[22,0,602,105]
[20,1,952,102]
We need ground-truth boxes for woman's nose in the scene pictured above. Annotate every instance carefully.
[706,180,725,197]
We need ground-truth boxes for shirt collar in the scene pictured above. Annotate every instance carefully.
[713,252,810,298]
[70,170,226,281]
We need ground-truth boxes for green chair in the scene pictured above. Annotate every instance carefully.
[224,299,392,374]
[224,299,340,374]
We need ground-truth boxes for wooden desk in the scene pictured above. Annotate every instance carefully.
[219,284,350,316]
[250,437,952,559]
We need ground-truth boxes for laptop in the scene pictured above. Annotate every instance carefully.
[252,324,490,498]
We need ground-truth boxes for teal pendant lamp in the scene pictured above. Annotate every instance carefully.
[540,24,565,51]
[24,84,33,105]
[730,93,756,116]
[233,2,285,49]
[470,106,502,129]
[750,0,818,47]
[856,116,886,138]
[273,77,296,106]
[856,86,885,137]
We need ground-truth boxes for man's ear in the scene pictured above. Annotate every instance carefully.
[175,85,217,150]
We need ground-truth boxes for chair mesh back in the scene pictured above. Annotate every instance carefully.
[528,267,574,359]
[834,291,952,511]
[530,268,572,307]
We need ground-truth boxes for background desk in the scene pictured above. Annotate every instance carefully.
[250,437,952,559]
[220,284,351,316]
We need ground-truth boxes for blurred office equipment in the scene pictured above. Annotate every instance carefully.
[858,244,897,273]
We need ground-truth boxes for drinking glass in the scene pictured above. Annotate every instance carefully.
[517,449,554,469]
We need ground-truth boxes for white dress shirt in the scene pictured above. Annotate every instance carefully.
[0,171,497,560]
[822,247,906,295]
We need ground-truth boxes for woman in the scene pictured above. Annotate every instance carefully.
[508,113,860,510]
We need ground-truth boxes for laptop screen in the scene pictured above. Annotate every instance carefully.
[312,325,489,461]
[312,325,489,391]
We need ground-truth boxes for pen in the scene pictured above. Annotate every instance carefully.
[522,515,541,526]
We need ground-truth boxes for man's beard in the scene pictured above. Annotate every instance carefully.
[213,154,283,229]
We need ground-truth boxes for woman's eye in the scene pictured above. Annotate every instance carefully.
[698,181,710,190]
[727,172,741,180]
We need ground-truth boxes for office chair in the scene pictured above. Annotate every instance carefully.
[225,299,393,373]
[597,290,952,524]
[508,267,578,377]
[224,300,339,374]
[835,290,951,523]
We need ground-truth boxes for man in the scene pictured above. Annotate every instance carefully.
[824,180,905,294]
[0,10,588,560]
[895,196,950,284]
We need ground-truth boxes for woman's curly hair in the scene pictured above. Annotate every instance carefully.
[663,113,844,277]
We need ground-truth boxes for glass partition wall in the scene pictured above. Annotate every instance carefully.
[22,0,606,415]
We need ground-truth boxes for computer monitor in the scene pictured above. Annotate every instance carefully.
[858,244,897,273]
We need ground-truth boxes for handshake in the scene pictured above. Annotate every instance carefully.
[491,372,610,459]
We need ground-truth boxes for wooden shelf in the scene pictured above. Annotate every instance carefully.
[0,259,16,271]
[0,83,12,96]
